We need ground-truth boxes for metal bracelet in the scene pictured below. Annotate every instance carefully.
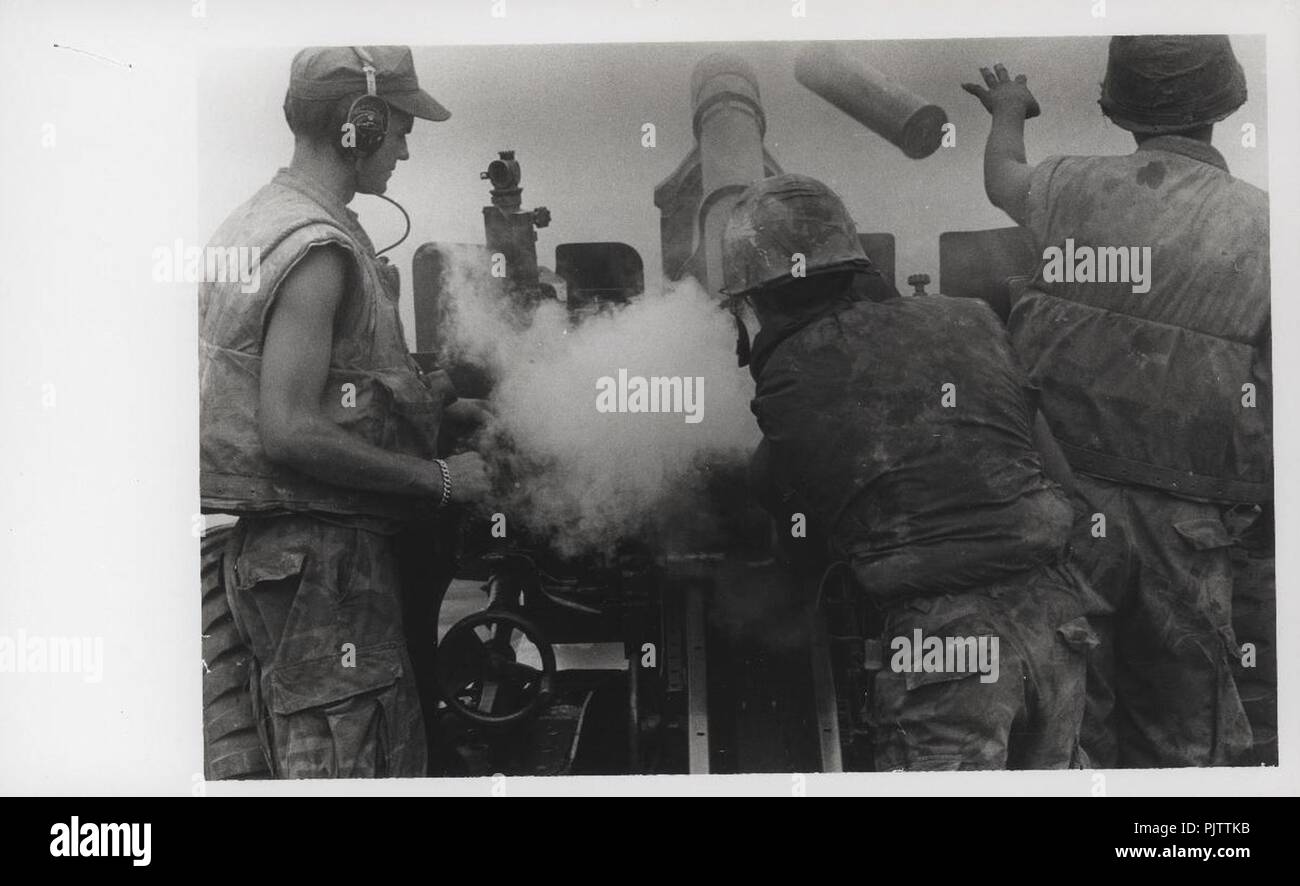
[434,458,453,509]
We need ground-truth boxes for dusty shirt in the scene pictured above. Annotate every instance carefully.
[1010,136,1271,503]
[750,295,1073,600]
[200,168,446,523]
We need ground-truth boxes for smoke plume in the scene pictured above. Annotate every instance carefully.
[437,245,760,557]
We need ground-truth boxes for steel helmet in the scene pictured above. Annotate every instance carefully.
[1099,35,1246,134]
[721,173,873,297]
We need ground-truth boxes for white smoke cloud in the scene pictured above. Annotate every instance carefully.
[437,245,760,557]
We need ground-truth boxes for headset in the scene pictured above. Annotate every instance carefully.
[341,46,410,257]
[341,46,390,159]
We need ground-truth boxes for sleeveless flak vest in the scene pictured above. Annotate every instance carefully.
[1010,137,1271,504]
[751,295,1073,599]
[199,169,442,519]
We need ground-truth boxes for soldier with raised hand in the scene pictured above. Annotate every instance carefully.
[199,46,489,778]
[963,37,1272,766]
[729,173,1100,771]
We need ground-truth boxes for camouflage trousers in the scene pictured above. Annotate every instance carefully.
[869,561,1096,771]
[1228,509,1276,766]
[223,515,427,778]
[1071,475,1253,768]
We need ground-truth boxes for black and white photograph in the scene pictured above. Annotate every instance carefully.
[3,0,1298,828]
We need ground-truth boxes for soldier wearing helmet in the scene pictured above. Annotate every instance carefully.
[964,36,1272,766]
[729,173,1101,771]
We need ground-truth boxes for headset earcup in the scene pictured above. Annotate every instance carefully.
[344,94,389,157]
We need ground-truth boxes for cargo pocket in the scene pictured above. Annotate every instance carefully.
[895,662,1007,772]
[267,645,406,779]
[1173,516,1236,632]
[1050,614,1099,706]
[884,598,1002,692]
[902,662,985,692]
[232,548,306,595]
[1174,517,1233,553]
[228,547,307,663]
[417,368,459,408]
[1056,616,1099,654]
[375,368,443,459]
[1170,516,1250,760]
[903,619,996,690]
[327,368,386,443]
[871,639,1002,772]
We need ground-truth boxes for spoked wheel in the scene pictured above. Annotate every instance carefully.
[436,610,556,728]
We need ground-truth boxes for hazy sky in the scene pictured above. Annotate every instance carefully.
[199,35,1266,341]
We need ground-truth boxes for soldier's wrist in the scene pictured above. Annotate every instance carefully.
[433,458,453,508]
[412,459,449,510]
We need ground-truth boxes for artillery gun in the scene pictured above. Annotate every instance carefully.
[202,43,1046,779]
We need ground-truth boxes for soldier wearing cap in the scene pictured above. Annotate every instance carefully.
[199,46,489,778]
[963,36,1272,766]
[728,173,1100,770]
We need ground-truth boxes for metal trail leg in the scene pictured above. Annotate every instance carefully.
[809,610,844,773]
[684,584,711,774]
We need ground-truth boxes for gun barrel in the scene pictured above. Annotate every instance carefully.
[794,43,947,159]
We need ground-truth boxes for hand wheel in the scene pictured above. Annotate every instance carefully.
[435,610,556,728]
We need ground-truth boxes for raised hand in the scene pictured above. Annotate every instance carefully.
[962,63,1041,119]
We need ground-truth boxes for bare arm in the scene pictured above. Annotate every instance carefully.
[962,64,1040,226]
[258,245,484,502]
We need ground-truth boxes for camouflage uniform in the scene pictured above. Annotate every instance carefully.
[200,48,457,779]
[727,174,1100,771]
[1228,505,1276,765]
[743,248,1097,770]
[1006,37,1272,767]
[1067,476,1252,767]
[201,166,448,778]
[1011,136,1270,767]
[224,516,427,778]
[870,563,1095,770]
